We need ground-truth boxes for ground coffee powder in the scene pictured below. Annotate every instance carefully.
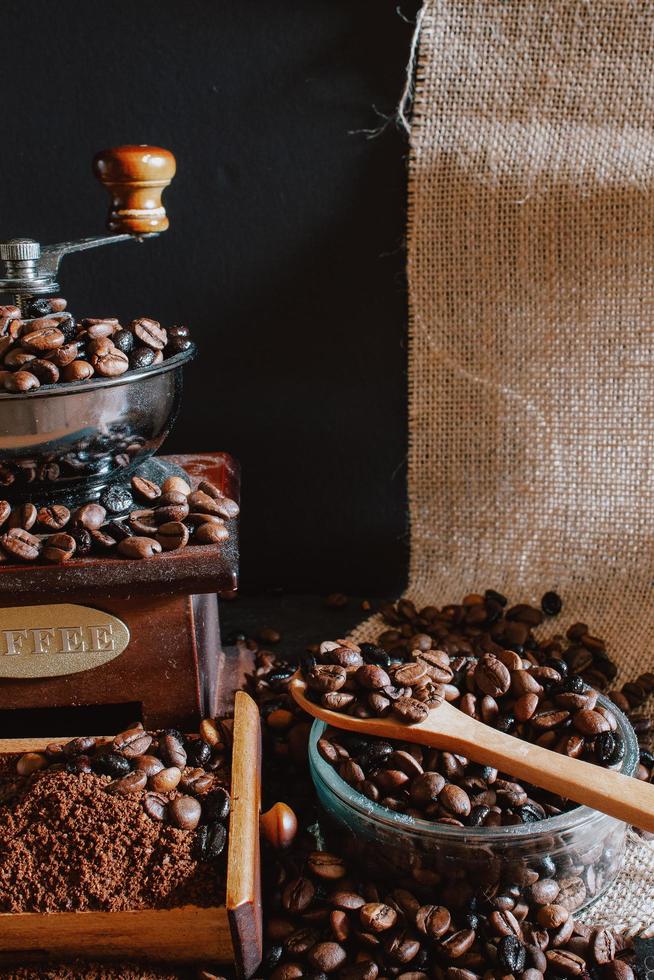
[0,767,223,913]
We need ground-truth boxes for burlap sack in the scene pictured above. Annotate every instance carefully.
[358,0,654,934]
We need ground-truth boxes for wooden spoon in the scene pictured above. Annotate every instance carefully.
[289,674,654,831]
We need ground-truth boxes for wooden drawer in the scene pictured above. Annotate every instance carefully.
[0,691,262,977]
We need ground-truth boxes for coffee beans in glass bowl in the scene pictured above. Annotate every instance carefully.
[303,621,639,916]
[0,298,193,392]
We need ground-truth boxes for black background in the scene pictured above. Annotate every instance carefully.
[2,1,417,595]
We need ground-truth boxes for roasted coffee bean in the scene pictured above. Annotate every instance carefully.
[179,767,215,794]
[592,927,616,965]
[88,527,116,551]
[131,476,162,501]
[114,728,153,758]
[68,525,92,556]
[129,345,156,369]
[148,765,182,793]
[37,504,70,530]
[168,794,202,830]
[90,345,129,377]
[439,783,471,816]
[100,484,134,515]
[153,501,190,524]
[62,359,94,382]
[42,532,76,563]
[93,751,132,778]
[197,821,228,859]
[541,591,563,616]
[439,928,476,958]
[195,521,229,544]
[186,739,212,767]
[307,851,347,880]
[545,949,586,976]
[392,697,429,724]
[360,643,392,667]
[186,489,224,517]
[282,876,315,913]
[22,324,65,353]
[72,502,106,530]
[8,502,37,531]
[4,370,40,392]
[163,475,191,496]
[573,709,610,735]
[393,662,428,686]
[198,485,240,519]
[497,935,526,973]
[112,328,135,354]
[603,962,635,980]
[415,904,450,938]
[307,943,347,973]
[160,733,187,768]
[0,527,41,561]
[29,357,60,384]
[307,664,347,693]
[203,786,231,822]
[16,752,48,775]
[143,792,168,821]
[537,904,568,928]
[107,770,147,795]
[134,754,164,778]
[474,655,511,697]
[5,348,35,369]
[359,903,397,932]
[130,317,167,350]
[128,508,157,534]
[117,535,162,559]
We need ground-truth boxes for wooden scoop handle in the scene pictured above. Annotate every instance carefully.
[437,704,654,831]
[92,145,176,234]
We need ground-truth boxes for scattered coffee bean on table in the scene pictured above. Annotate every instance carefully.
[0,299,194,392]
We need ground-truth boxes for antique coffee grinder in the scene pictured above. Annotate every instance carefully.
[0,146,238,735]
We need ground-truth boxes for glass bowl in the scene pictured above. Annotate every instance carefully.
[308,693,638,914]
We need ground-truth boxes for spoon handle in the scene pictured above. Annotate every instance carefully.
[437,708,654,831]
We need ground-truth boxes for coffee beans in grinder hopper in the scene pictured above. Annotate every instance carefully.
[0,298,194,391]
[0,475,239,564]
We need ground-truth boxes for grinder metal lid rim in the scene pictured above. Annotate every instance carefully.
[0,343,196,401]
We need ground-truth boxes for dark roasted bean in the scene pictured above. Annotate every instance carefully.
[168,794,202,830]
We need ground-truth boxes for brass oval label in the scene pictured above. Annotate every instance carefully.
[0,604,130,678]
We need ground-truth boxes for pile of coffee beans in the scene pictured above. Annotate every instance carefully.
[0,297,192,392]
[0,472,239,563]
[304,646,447,724]
[371,593,654,721]
[261,841,636,980]
[13,716,231,858]
[247,591,654,930]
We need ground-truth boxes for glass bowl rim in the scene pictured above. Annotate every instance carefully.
[309,691,639,842]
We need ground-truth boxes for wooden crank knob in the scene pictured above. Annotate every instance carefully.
[92,145,176,235]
